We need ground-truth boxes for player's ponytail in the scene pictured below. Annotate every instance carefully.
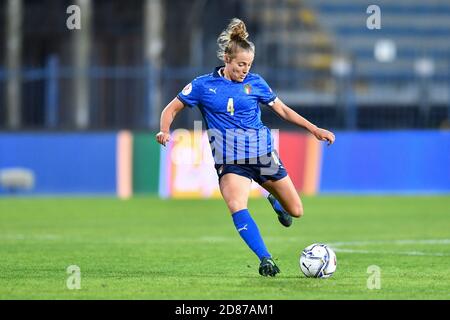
[217,18,255,62]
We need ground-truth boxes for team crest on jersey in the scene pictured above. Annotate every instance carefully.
[182,83,192,95]
[244,84,252,94]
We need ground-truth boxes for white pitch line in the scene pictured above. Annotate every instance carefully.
[332,248,450,257]
[328,239,450,257]
[0,234,61,241]
[328,239,450,246]
[2,234,450,258]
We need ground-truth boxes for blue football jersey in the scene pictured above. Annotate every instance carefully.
[177,66,277,164]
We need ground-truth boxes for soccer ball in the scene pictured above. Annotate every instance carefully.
[299,243,337,278]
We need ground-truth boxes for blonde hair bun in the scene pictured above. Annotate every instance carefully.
[217,18,254,62]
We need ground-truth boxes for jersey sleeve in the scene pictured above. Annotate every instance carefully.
[177,78,203,108]
[256,75,277,106]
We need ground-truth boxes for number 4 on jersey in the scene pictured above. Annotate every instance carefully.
[227,98,234,116]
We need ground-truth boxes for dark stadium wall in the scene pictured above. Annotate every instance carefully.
[320,131,450,194]
[132,132,160,194]
[0,132,117,194]
[0,131,161,196]
[1,131,449,196]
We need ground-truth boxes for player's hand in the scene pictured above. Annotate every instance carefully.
[156,131,170,146]
[312,127,335,146]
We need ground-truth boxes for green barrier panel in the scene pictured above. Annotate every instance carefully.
[132,133,160,194]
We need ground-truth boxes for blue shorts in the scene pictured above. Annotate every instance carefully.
[214,151,288,185]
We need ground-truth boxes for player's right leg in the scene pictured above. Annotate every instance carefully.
[219,172,280,276]
[262,175,304,220]
[267,193,293,227]
[256,151,301,227]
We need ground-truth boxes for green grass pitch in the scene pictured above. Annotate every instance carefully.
[0,195,449,299]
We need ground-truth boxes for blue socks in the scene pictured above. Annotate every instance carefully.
[232,209,271,261]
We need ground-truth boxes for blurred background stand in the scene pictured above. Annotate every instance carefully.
[5,0,23,129]
[331,55,355,129]
[0,0,449,197]
[0,0,449,131]
[414,57,435,128]
[73,0,92,130]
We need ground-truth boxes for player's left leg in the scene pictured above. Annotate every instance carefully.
[261,175,304,221]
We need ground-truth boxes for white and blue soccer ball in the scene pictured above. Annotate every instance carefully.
[299,243,337,278]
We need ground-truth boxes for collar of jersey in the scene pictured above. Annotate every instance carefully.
[213,65,247,83]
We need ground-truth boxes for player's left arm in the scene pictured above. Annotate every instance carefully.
[269,98,336,145]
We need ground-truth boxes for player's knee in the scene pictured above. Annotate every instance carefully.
[290,203,304,218]
[227,200,247,214]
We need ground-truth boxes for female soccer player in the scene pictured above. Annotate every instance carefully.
[156,18,335,277]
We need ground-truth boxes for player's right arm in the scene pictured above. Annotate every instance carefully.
[155,97,186,146]
[270,98,335,145]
